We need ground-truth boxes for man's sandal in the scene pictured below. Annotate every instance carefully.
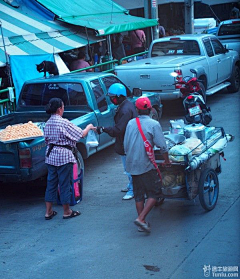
[63,210,81,219]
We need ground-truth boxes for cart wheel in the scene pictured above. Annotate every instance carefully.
[155,198,165,206]
[198,168,219,211]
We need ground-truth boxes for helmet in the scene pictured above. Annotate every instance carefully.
[108,83,127,97]
[136,97,152,110]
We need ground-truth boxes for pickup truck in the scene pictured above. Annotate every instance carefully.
[216,19,240,55]
[114,34,240,101]
[0,72,162,183]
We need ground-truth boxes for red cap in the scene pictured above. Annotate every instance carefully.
[135,97,152,110]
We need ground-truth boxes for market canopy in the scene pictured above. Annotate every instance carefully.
[0,0,100,66]
[35,0,158,36]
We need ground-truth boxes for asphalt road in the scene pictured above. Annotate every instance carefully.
[0,89,239,279]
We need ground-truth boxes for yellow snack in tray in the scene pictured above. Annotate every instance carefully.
[0,121,43,141]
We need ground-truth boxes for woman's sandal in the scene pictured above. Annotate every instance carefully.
[63,210,81,219]
[45,211,57,220]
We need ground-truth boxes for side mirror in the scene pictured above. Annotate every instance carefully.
[190,69,197,75]
[132,88,142,97]
[224,45,229,53]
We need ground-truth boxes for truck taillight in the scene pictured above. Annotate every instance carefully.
[174,69,183,89]
[19,148,32,168]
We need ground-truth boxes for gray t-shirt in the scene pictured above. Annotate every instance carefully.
[124,115,167,175]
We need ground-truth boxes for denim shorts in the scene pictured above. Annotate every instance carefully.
[132,169,162,202]
[45,163,73,205]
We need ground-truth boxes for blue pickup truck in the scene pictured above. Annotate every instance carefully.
[0,72,162,183]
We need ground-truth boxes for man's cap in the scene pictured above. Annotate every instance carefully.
[135,97,152,110]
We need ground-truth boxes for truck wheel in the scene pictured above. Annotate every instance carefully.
[76,152,84,177]
[150,108,159,122]
[198,168,219,211]
[198,82,206,102]
[228,65,240,93]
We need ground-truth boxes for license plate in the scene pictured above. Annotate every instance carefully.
[188,105,202,116]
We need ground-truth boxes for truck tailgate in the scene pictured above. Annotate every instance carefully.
[0,142,19,174]
[115,56,205,91]
[0,137,47,182]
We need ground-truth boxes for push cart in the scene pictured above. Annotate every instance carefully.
[154,127,232,211]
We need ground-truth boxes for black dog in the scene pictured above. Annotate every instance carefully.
[36,61,59,77]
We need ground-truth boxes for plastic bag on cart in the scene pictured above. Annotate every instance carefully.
[209,137,228,154]
[161,170,186,196]
[169,145,192,162]
[182,137,205,155]
[162,171,185,187]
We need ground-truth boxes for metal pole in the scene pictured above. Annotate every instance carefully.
[151,0,159,40]
[0,20,9,64]
[107,35,113,60]
[144,0,158,47]
[0,20,13,87]
[85,26,92,62]
[184,0,194,34]
[144,0,151,48]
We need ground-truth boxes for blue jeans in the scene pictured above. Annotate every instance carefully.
[121,155,133,195]
[45,163,73,205]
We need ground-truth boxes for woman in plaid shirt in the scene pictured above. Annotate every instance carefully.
[44,98,95,220]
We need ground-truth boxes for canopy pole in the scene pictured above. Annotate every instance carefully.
[107,35,113,60]
[85,27,92,62]
[0,20,13,87]
[0,21,8,64]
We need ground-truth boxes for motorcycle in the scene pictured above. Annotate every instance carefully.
[173,69,212,125]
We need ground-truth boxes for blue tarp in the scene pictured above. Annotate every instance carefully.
[17,0,55,20]
[10,54,54,102]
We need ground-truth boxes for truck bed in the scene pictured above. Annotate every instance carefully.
[0,110,90,182]
[0,111,88,129]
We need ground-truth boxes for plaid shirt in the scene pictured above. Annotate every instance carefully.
[44,114,83,166]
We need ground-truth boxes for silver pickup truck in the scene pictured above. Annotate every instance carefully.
[115,34,240,101]
[216,18,240,55]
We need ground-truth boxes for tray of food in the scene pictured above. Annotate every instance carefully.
[0,121,44,143]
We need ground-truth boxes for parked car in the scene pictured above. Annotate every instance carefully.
[114,34,240,101]
[0,72,162,183]
[216,18,240,55]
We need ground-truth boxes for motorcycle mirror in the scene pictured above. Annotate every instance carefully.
[132,88,142,97]
[190,69,197,75]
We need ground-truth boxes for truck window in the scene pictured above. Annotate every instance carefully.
[218,23,240,36]
[21,83,87,106]
[102,76,132,97]
[68,84,87,106]
[151,40,200,56]
[211,39,225,55]
[90,79,108,112]
[203,39,214,57]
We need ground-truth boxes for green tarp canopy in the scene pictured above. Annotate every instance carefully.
[36,0,158,36]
